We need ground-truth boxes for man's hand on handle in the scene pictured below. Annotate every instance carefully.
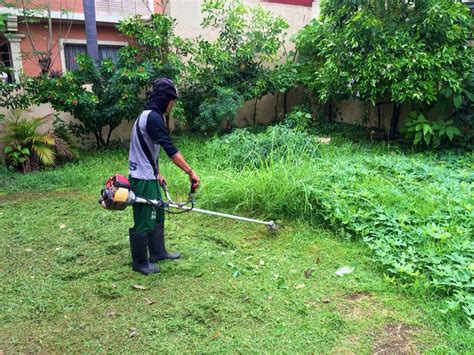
[157,174,167,187]
[169,152,201,192]
[188,170,200,192]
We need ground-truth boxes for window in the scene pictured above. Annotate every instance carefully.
[63,43,123,71]
[95,0,151,17]
[99,45,122,62]
[0,42,14,82]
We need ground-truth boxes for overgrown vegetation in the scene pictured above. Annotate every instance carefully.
[181,0,288,131]
[204,127,474,326]
[295,0,474,140]
[207,125,319,169]
[2,0,472,147]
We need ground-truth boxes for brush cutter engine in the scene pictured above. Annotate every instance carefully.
[98,174,278,231]
[99,175,139,210]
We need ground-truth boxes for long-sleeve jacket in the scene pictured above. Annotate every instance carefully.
[129,110,178,180]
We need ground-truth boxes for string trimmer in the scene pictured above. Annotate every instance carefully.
[99,174,278,231]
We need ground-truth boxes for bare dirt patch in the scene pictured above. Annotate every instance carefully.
[346,292,371,301]
[337,292,381,320]
[372,323,419,354]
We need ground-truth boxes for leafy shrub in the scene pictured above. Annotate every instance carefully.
[30,50,152,149]
[0,68,33,109]
[295,0,474,138]
[403,112,462,148]
[284,107,313,131]
[431,73,474,150]
[2,110,76,173]
[195,87,244,131]
[182,0,288,130]
[117,13,190,84]
[207,125,319,170]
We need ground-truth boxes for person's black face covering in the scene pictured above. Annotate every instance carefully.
[144,78,178,114]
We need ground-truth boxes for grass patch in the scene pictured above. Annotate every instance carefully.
[0,132,472,352]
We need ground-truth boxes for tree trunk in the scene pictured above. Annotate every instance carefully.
[105,125,115,147]
[83,0,99,63]
[283,91,288,117]
[93,132,102,149]
[389,102,401,139]
[47,0,53,53]
[377,103,381,129]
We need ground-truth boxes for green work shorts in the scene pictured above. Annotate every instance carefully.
[130,177,165,233]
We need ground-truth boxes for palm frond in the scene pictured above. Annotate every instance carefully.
[3,110,76,171]
[32,143,56,166]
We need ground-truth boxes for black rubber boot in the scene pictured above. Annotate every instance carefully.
[148,223,181,262]
[129,229,160,275]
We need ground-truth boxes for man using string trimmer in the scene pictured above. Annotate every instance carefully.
[128,78,200,275]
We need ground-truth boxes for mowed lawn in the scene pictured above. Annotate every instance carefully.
[0,144,472,353]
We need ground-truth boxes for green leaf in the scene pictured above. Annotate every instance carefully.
[423,124,433,136]
[4,146,13,154]
[424,132,432,145]
[463,90,474,102]
[414,131,422,145]
[446,126,461,141]
[21,147,30,155]
[453,94,463,109]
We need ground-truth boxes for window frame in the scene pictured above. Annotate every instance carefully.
[59,39,128,72]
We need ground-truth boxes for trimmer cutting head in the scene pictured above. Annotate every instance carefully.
[266,221,279,232]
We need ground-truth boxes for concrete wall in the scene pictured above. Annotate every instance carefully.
[336,100,411,133]
[0,102,135,149]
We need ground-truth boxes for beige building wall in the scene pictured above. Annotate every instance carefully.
[336,100,412,133]
[0,103,135,149]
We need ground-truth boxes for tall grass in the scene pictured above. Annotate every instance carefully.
[199,128,473,325]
